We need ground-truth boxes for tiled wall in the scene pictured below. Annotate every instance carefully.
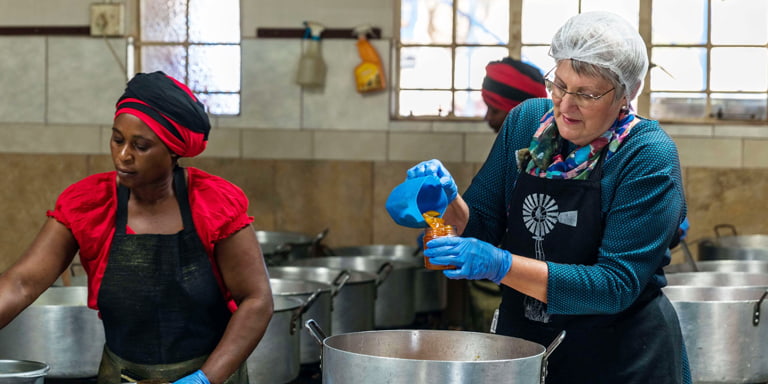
[0,0,767,271]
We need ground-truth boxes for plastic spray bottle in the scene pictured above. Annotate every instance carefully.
[352,24,386,93]
[296,21,326,88]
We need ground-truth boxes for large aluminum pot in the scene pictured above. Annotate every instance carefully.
[305,320,565,384]
[290,256,417,328]
[698,224,768,261]
[269,278,332,365]
[0,360,49,384]
[664,260,768,274]
[0,287,105,379]
[662,286,768,383]
[269,266,376,334]
[666,272,768,288]
[256,229,329,266]
[331,244,448,313]
[246,296,305,384]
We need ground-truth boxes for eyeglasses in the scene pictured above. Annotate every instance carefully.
[544,78,616,108]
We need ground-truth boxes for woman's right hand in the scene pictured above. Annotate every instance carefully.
[406,159,458,202]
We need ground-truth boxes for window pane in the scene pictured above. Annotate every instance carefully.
[712,0,768,45]
[650,48,706,91]
[455,0,509,44]
[197,93,240,116]
[454,90,485,117]
[650,93,707,120]
[141,0,187,42]
[711,48,768,92]
[189,0,240,43]
[712,93,767,121]
[521,46,555,76]
[400,47,452,89]
[188,45,240,92]
[400,0,453,45]
[652,0,707,44]
[399,90,453,117]
[455,47,509,89]
[581,0,639,27]
[141,45,187,81]
[521,0,577,44]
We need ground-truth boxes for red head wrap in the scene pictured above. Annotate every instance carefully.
[481,58,547,112]
[115,72,210,158]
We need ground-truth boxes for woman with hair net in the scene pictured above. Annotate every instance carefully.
[389,12,690,383]
[0,72,273,384]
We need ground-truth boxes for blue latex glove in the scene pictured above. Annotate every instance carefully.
[679,217,689,240]
[424,236,512,284]
[173,370,210,384]
[406,159,458,203]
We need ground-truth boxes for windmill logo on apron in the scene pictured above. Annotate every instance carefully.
[521,192,578,323]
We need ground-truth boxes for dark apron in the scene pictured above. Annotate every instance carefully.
[97,166,247,383]
[496,151,683,384]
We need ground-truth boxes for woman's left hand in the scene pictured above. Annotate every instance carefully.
[173,370,209,384]
[424,237,512,284]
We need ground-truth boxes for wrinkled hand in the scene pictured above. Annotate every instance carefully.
[173,370,209,384]
[424,237,512,284]
[406,159,458,202]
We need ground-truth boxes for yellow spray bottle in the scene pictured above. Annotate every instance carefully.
[352,24,386,93]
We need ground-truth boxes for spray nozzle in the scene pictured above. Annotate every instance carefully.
[303,21,325,40]
[352,24,374,39]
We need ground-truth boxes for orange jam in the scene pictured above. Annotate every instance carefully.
[422,211,457,270]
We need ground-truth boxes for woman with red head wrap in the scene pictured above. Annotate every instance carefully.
[0,72,273,384]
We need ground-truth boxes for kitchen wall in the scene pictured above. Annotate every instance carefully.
[0,0,767,271]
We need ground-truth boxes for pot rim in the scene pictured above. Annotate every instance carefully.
[0,359,50,378]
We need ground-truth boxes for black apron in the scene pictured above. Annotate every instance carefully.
[496,150,683,384]
[97,166,246,383]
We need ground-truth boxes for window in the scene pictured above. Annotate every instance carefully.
[396,0,768,123]
[139,0,241,115]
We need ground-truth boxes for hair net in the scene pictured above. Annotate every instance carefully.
[549,11,648,101]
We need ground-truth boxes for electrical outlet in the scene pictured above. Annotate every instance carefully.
[90,3,124,36]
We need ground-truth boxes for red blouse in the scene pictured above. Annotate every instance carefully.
[47,167,254,312]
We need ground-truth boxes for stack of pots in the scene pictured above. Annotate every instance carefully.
[663,269,768,383]
[246,296,305,384]
[697,224,768,262]
[269,266,377,334]
[331,244,448,314]
[0,286,104,379]
[255,229,329,266]
[289,255,417,329]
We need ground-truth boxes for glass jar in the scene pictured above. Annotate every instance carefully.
[423,224,457,270]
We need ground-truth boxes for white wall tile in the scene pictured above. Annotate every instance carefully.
[714,125,768,139]
[314,131,387,160]
[388,132,463,162]
[465,133,496,163]
[0,0,95,25]
[744,139,768,168]
[0,123,102,154]
[674,137,742,168]
[201,128,241,158]
[242,129,313,159]
[663,124,713,137]
[0,37,46,123]
[302,39,390,130]
[47,37,127,125]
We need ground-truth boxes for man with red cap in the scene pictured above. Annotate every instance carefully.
[481,57,547,133]
[0,71,273,384]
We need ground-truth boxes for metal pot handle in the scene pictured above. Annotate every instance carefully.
[679,239,698,272]
[540,331,566,384]
[289,289,321,335]
[330,270,351,298]
[304,319,328,346]
[753,289,768,327]
[375,262,395,287]
[714,224,737,237]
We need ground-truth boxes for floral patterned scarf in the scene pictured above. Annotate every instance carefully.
[518,108,638,180]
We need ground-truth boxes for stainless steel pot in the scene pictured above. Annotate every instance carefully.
[664,260,768,274]
[662,286,768,383]
[305,320,565,384]
[665,272,768,288]
[331,244,447,313]
[0,287,105,379]
[246,296,306,384]
[269,266,376,334]
[269,278,332,365]
[0,360,49,384]
[256,229,329,266]
[698,224,768,261]
[289,256,417,328]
